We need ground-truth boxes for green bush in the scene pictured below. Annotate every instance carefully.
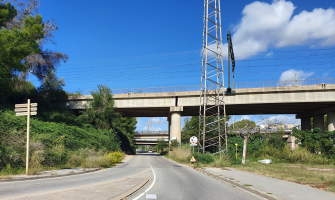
[0,107,122,171]
[194,152,214,164]
[293,128,335,158]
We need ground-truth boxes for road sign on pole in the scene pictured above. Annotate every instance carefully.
[190,136,198,154]
[190,136,198,145]
[15,99,37,175]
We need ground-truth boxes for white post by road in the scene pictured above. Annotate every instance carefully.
[26,99,30,175]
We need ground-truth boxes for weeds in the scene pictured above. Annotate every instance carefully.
[168,145,192,163]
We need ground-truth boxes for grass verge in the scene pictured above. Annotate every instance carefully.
[232,162,335,193]
[166,145,335,193]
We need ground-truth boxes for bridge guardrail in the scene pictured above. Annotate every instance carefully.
[135,131,169,135]
[325,78,335,84]
[67,78,330,95]
[131,85,201,94]
[67,89,128,95]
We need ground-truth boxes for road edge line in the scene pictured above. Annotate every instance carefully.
[112,179,149,200]
[132,165,156,200]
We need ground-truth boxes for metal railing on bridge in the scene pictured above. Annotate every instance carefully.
[325,78,335,84]
[135,131,169,135]
[131,85,201,94]
[67,89,128,95]
[67,78,333,95]
[233,79,321,89]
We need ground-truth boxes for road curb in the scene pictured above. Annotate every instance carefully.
[0,168,101,182]
[198,168,280,200]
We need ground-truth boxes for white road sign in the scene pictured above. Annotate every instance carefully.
[190,136,198,144]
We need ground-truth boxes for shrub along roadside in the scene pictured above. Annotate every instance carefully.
[0,107,123,175]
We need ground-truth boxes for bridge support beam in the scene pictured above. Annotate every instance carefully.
[328,112,335,132]
[301,117,311,131]
[169,106,183,145]
[313,115,324,131]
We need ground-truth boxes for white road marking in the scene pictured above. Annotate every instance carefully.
[146,194,157,199]
[132,165,157,200]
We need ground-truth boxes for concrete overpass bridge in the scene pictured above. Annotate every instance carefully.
[133,131,169,145]
[67,81,335,143]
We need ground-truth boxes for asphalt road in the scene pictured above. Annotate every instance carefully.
[0,153,263,200]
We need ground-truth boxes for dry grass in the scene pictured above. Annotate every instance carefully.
[208,155,231,168]
[168,145,192,163]
[233,162,335,193]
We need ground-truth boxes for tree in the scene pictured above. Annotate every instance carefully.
[229,119,258,164]
[80,85,137,154]
[37,71,67,109]
[181,115,231,153]
[0,0,68,101]
[4,0,68,81]
[229,119,256,131]
[156,139,168,154]
[0,1,44,96]
[181,116,200,144]
[80,85,120,130]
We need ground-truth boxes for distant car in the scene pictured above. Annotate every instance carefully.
[148,149,152,153]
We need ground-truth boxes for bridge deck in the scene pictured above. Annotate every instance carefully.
[68,84,335,117]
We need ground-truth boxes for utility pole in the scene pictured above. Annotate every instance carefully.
[227,29,236,91]
[199,0,226,155]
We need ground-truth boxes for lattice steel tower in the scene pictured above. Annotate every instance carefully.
[199,0,227,154]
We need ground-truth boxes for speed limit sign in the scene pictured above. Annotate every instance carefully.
[190,136,198,144]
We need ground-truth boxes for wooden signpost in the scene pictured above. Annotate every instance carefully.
[15,99,37,175]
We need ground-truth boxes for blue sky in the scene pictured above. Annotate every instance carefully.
[26,0,335,131]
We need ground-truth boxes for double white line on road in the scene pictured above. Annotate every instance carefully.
[132,165,157,200]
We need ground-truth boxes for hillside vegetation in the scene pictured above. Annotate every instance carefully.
[0,75,136,175]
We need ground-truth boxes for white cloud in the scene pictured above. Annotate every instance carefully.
[279,69,314,85]
[227,115,251,125]
[135,118,141,127]
[258,115,301,125]
[148,117,168,125]
[240,115,250,120]
[265,52,273,57]
[143,126,162,131]
[224,0,335,60]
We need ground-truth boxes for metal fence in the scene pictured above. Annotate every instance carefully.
[131,85,201,93]
[325,78,335,84]
[233,79,321,89]
[67,78,329,95]
[135,131,169,135]
[67,89,128,95]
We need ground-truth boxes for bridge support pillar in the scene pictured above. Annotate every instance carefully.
[301,117,311,131]
[313,115,324,132]
[168,116,171,142]
[327,112,335,132]
[169,106,183,145]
